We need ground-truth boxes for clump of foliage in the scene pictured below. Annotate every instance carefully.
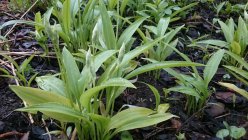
[0,55,37,86]
[10,47,176,140]
[216,121,246,140]
[219,51,248,100]
[196,17,248,66]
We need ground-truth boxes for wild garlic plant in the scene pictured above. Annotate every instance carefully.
[147,48,225,114]
[144,17,183,78]
[10,47,177,140]
[219,51,248,100]
[195,17,248,66]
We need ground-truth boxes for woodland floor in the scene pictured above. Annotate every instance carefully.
[0,1,248,140]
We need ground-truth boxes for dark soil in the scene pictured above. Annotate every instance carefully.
[0,0,248,140]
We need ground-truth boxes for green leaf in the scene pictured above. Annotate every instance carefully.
[70,0,82,18]
[216,129,229,140]
[157,18,170,37]
[93,50,118,72]
[17,103,85,122]
[108,107,175,135]
[80,78,135,109]
[224,66,248,80]
[218,82,248,100]
[168,86,200,98]
[142,83,160,110]
[62,48,80,98]
[125,61,203,79]
[170,2,198,18]
[216,2,226,15]
[120,36,165,66]
[218,19,234,43]
[99,0,116,49]
[36,75,66,97]
[230,41,241,55]
[62,0,71,34]
[0,20,42,30]
[225,51,248,70]
[117,17,146,49]
[19,55,34,74]
[229,126,246,139]
[196,40,229,48]
[120,0,129,15]
[9,85,71,106]
[203,49,225,85]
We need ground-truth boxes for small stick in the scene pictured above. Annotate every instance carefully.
[215,113,231,119]
[42,118,52,140]
[71,128,77,140]
[0,131,25,139]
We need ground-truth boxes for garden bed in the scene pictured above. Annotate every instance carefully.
[0,0,248,140]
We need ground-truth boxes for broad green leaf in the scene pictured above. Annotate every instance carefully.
[35,12,43,32]
[224,66,248,80]
[230,41,241,55]
[62,0,71,34]
[120,36,165,66]
[216,2,226,15]
[203,49,225,85]
[94,50,118,72]
[218,19,234,43]
[108,107,175,134]
[216,129,229,140]
[157,104,170,113]
[107,107,157,130]
[80,78,135,108]
[219,82,248,100]
[157,18,170,37]
[120,0,129,15]
[70,0,82,18]
[36,76,66,97]
[17,103,85,122]
[170,2,198,18]
[0,20,42,30]
[196,40,229,48]
[10,85,71,106]
[117,17,146,49]
[108,0,117,10]
[144,25,158,35]
[115,113,174,133]
[168,86,200,98]
[125,61,203,79]
[225,51,248,70]
[229,126,246,139]
[99,0,116,49]
[62,48,80,98]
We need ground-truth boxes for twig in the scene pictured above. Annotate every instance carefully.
[0,131,25,139]
[0,51,55,55]
[0,51,57,59]
[215,113,231,119]
[42,118,52,140]
[71,128,77,140]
